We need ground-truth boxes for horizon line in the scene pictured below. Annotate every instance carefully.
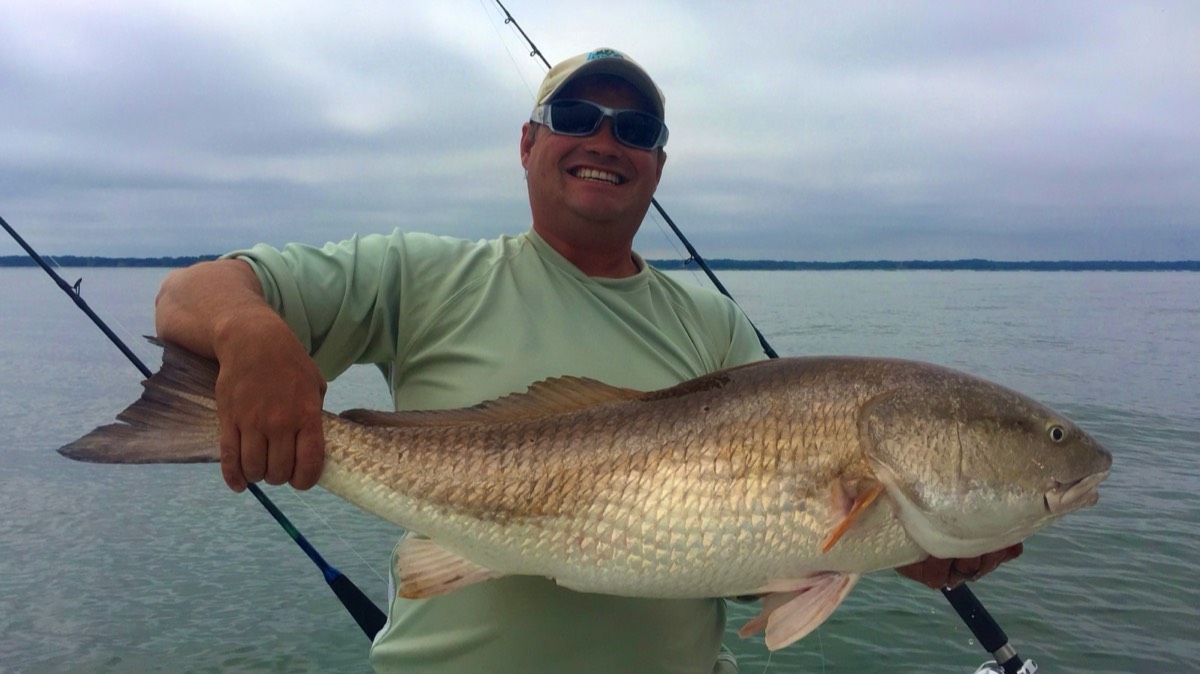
[2,254,1198,271]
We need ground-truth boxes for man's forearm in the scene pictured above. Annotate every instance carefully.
[154,258,285,359]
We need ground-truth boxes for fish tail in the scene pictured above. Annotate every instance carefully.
[58,342,221,464]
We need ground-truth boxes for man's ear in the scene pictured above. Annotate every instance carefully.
[520,122,536,170]
[655,148,667,184]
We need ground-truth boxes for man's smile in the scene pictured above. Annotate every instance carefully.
[570,166,624,185]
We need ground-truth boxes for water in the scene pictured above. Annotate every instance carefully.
[1,267,1196,673]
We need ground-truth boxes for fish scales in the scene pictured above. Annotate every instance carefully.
[320,359,918,596]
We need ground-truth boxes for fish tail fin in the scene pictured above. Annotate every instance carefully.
[59,342,221,464]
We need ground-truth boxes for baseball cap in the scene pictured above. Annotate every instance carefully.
[534,48,666,120]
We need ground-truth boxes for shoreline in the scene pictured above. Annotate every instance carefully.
[2,255,1198,272]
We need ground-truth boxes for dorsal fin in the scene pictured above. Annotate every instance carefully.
[340,375,645,428]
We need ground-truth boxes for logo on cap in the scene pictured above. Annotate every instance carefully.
[586,48,624,62]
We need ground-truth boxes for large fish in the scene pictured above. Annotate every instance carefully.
[60,343,1111,650]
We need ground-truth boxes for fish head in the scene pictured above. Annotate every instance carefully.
[860,364,1112,559]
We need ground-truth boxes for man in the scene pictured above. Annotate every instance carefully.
[156,48,1018,673]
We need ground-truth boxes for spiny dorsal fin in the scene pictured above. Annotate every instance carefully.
[340,375,645,428]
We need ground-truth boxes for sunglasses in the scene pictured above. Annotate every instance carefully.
[530,99,669,151]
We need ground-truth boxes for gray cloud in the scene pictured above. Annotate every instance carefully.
[2,1,1196,260]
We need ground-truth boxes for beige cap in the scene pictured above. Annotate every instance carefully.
[534,48,666,120]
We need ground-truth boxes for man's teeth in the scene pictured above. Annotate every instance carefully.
[573,168,622,184]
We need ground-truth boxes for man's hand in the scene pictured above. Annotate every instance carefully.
[156,259,328,493]
[895,543,1024,589]
[213,316,328,493]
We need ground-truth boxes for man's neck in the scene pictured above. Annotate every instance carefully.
[533,225,640,278]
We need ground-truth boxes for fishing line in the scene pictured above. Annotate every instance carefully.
[649,218,711,290]
[494,0,550,70]
[1,213,388,641]
[476,0,539,101]
[489,2,1036,671]
[758,645,776,674]
[287,487,388,585]
[816,628,826,674]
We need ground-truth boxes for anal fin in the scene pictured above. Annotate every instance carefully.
[394,536,502,599]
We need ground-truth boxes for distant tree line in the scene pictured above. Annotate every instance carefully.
[650,258,1200,271]
[0,255,220,267]
[2,255,1197,271]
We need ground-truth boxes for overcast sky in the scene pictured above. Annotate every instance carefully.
[2,1,1197,261]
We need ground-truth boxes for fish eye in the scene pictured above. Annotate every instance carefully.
[1047,424,1066,443]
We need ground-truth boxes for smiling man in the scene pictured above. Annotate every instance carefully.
[521,55,668,277]
[155,48,1016,673]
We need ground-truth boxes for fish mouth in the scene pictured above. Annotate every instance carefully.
[1044,471,1109,514]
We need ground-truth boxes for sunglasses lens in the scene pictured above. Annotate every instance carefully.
[614,112,663,150]
[548,101,604,135]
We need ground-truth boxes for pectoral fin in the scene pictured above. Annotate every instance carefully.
[394,537,502,599]
[739,572,861,650]
[821,478,885,553]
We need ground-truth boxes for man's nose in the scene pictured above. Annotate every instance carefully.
[583,117,621,152]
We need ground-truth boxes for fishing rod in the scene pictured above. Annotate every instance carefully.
[2,214,387,640]
[493,2,1034,671]
[947,584,1039,674]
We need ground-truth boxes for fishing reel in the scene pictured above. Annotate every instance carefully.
[973,659,1039,674]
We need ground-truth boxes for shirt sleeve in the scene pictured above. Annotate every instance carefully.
[679,280,770,369]
[228,230,507,382]
[226,232,407,380]
[723,304,771,367]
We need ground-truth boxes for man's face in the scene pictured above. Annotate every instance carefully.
[520,78,667,244]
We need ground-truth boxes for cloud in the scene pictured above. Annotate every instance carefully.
[2,1,1197,260]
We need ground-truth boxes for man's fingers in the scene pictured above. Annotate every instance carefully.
[264,429,296,486]
[896,555,952,589]
[211,345,327,492]
[979,543,1024,577]
[947,543,1025,586]
[220,421,318,490]
[949,559,981,585]
[928,558,957,589]
[1004,542,1024,562]
[290,422,325,490]
[240,433,268,485]
[897,543,1025,590]
[219,419,247,493]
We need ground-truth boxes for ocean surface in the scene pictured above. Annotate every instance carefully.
[0,266,1196,673]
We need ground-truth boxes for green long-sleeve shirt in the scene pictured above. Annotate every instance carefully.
[234,228,766,673]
